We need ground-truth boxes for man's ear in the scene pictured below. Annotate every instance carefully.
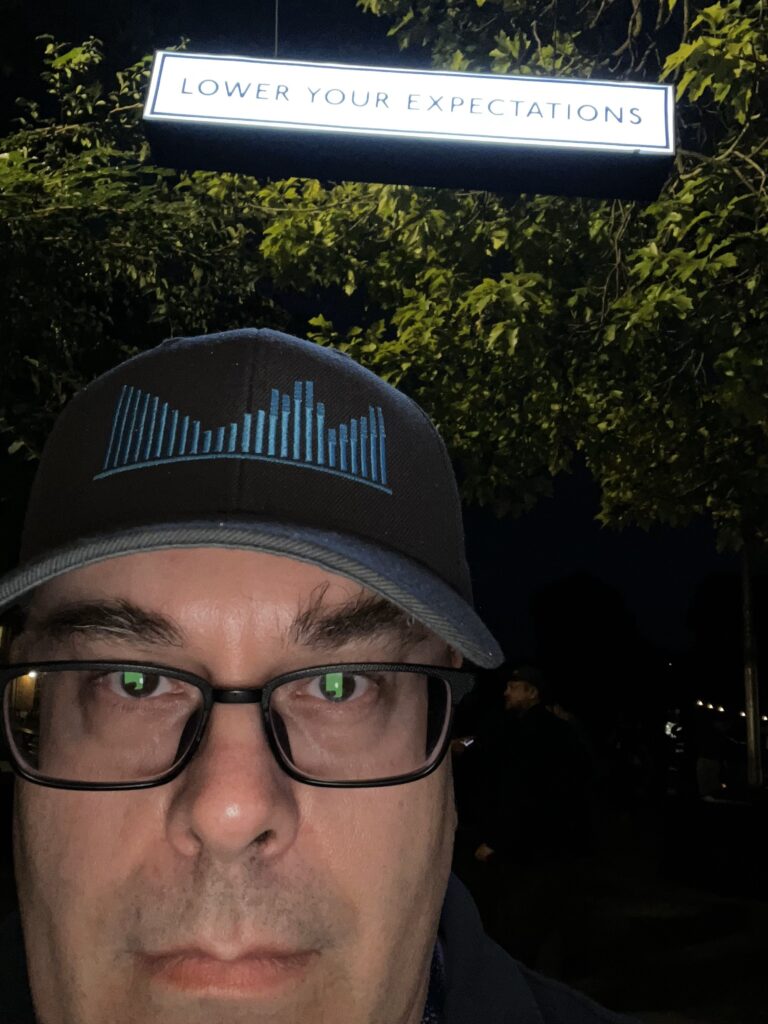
[448,647,463,669]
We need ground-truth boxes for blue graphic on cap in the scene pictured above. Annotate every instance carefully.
[96,382,391,494]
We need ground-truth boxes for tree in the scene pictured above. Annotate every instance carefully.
[0,3,765,773]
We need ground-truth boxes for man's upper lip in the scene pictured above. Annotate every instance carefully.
[143,944,314,962]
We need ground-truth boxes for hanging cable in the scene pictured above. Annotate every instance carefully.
[274,0,280,58]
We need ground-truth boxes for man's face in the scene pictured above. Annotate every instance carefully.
[503,679,538,712]
[11,548,459,1024]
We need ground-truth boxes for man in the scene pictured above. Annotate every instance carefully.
[472,666,596,975]
[0,328,632,1023]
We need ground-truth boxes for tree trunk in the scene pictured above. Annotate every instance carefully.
[742,543,763,789]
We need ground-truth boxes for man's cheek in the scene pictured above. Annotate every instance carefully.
[342,778,445,876]
[17,790,131,905]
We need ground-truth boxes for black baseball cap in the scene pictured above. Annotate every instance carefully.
[0,328,502,667]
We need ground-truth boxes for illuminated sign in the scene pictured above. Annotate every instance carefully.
[143,51,675,199]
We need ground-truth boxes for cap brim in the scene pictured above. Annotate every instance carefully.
[0,520,503,668]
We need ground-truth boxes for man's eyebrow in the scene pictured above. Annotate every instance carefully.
[22,598,184,648]
[289,586,430,650]
[19,591,432,653]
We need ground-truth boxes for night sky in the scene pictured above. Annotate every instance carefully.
[1,0,763,679]
[465,462,740,656]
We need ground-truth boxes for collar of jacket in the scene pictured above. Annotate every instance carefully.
[0,908,33,1024]
[438,873,544,1024]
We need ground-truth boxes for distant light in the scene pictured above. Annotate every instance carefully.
[696,700,704,707]
[706,703,714,710]
[28,670,37,679]
[717,706,725,713]
[762,716,768,723]
[740,711,747,718]
[668,662,673,667]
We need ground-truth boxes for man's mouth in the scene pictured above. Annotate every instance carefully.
[139,945,317,997]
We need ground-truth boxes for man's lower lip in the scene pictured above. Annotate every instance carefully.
[144,951,315,995]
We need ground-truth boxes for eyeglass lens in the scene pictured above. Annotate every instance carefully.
[3,667,451,786]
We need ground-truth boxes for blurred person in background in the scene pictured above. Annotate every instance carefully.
[469,665,596,978]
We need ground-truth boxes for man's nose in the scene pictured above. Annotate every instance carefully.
[165,701,300,863]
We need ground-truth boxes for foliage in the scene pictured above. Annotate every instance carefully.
[0,37,281,463]
[567,1,767,549]
[350,0,768,546]
[0,2,766,551]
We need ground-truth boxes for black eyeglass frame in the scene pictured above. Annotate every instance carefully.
[0,660,475,791]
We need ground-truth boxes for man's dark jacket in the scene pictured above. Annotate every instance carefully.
[0,873,634,1023]
[469,703,595,864]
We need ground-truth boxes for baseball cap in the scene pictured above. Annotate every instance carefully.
[0,328,502,667]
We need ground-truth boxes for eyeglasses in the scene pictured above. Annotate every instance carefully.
[0,661,474,791]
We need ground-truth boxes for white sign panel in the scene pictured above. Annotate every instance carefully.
[145,51,674,156]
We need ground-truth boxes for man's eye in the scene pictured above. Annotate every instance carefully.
[305,672,374,703]
[103,670,172,699]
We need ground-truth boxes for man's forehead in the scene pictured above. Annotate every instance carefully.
[33,546,351,592]
[19,547,433,652]
[24,548,364,619]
